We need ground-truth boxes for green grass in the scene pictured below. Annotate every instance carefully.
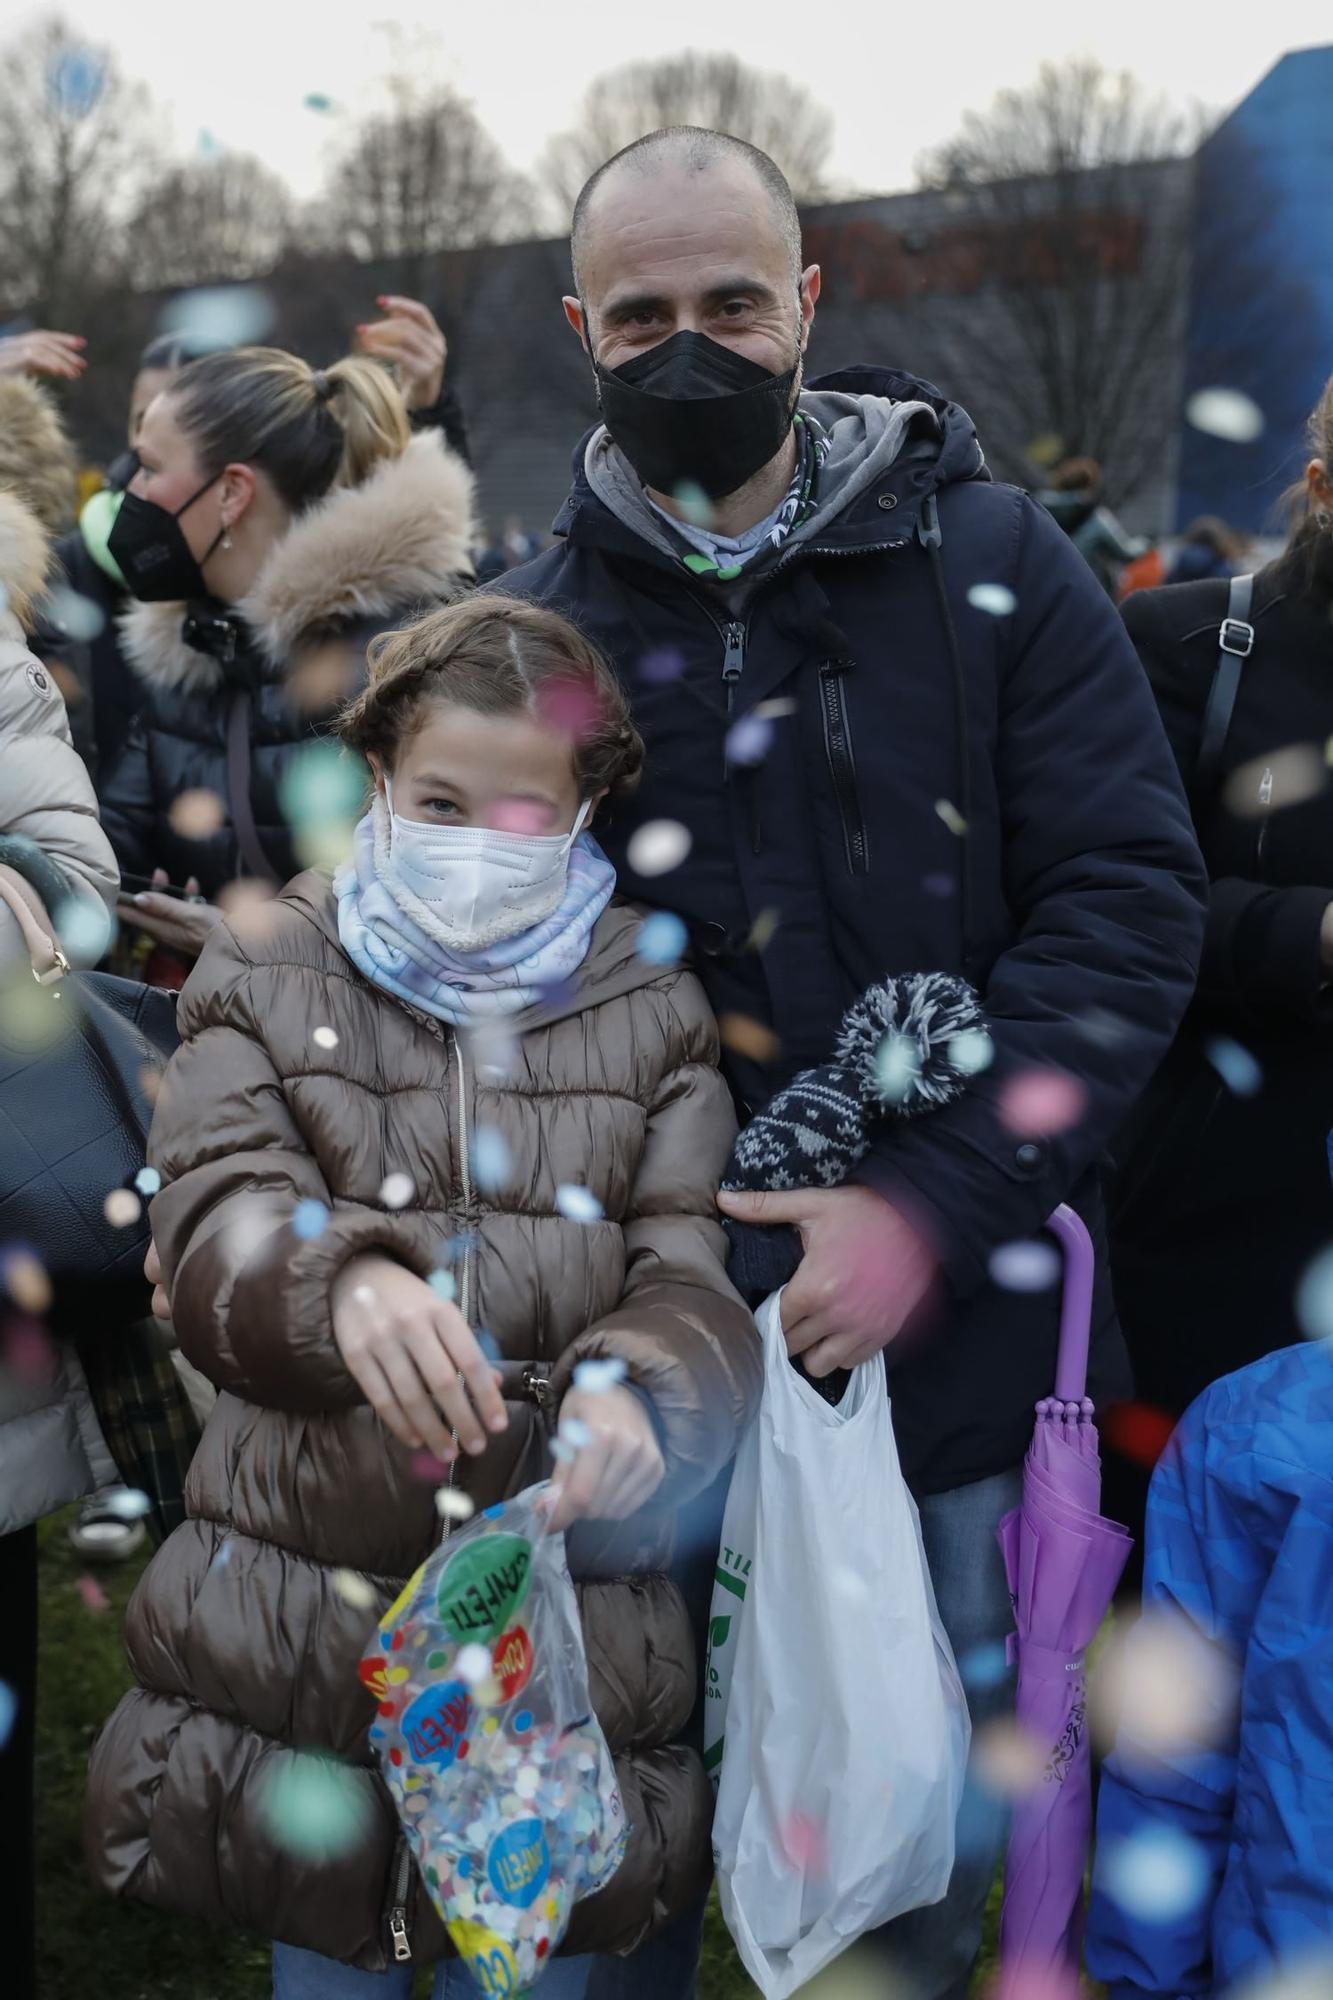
[37,1513,996,1998]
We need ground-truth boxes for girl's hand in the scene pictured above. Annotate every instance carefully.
[0,329,86,379]
[354,295,445,411]
[117,873,220,957]
[543,1384,665,1532]
[331,1253,508,1460]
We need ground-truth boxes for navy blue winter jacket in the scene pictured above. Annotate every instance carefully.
[498,366,1207,1492]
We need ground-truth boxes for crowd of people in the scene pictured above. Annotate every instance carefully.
[1,120,1331,2000]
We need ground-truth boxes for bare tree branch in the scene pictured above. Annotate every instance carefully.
[539,52,836,227]
[0,16,155,323]
[913,57,1203,505]
[127,154,295,290]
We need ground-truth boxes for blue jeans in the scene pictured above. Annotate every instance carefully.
[272,1940,594,1998]
[864,1465,1023,2000]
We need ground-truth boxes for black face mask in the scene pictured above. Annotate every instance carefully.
[594,329,799,501]
[108,472,225,602]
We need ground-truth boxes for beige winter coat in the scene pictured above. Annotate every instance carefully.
[86,874,761,1968]
[0,487,121,1531]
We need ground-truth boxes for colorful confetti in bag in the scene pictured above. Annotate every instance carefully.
[362,1485,628,1994]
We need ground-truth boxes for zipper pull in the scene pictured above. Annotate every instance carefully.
[721,622,746,714]
[522,1364,554,1411]
[388,1910,412,1963]
[1258,766,1274,808]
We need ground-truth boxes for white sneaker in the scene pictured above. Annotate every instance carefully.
[68,1489,149,1562]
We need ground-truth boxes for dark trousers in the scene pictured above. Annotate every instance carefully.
[0,1524,37,2000]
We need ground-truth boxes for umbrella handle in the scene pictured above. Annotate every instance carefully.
[1046,1204,1094,1402]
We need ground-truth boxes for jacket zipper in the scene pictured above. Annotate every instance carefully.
[721,621,746,715]
[386,1835,413,1962]
[819,662,869,874]
[1256,765,1274,874]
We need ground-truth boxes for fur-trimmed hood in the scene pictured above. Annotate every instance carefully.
[119,430,477,698]
[0,490,51,635]
[0,376,78,546]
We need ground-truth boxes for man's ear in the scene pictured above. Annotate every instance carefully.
[798,265,821,352]
[562,296,589,351]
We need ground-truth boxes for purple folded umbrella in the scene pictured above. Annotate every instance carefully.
[997,1205,1133,1974]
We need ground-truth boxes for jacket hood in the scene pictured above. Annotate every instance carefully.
[0,376,78,542]
[0,489,51,635]
[119,430,477,698]
[558,361,985,561]
[282,869,676,1031]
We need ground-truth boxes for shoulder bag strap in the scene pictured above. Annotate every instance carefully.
[0,864,70,985]
[224,687,280,884]
[1192,572,1255,799]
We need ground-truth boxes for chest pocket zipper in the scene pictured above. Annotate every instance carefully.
[819,661,869,875]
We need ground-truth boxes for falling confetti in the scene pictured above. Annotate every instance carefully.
[1101,1399,1176,1468]
[555,1184,603,1224]
[747,908,781,952]
[48,45,104,117]
[312,1025,339,1050]
[1295,1244,1333,1341]
[303,91,336,112]
[828,1565,870,1605]
[168,788,226,840]
[1026,433,1066,469]
[636,911,688,966]
[988,1241,1060,1292]
[379,1173,414,1211]
[435,1487,476,1522]
[103,1189,142,1228]
[671,481,714,528]
[922,871,955,899]
[1090,1609,1238,1762]
[636,647,687,685]
[948,1027,995,1076]
[1098,1825,1209,1923]
[1203,1036,1262,1097]
[626,819,692,877]
[560,1417,591,1450]
[875,1031,921,1105]
[572,1357,627,1394]
[44,584,105,641]
[957,1641,1011,1692]
[333,1568,377,1610]
[998,1069,1087,1140]
[3,1250,51,1315]
[1185,387,1265,443]
[427,1269,458,1303]
[970,1717,1046,1799]
[535,676,604,744]
[935,799,967,837]
[277,741,365,869]
[292,1199,328,1242]
[133,1167,161,1199]
[718,1013,781,1063]
[470,1126,512,1193]
[159,284,276,353]
[778,1810,827,1878]
[456,1643,493,1685]
[967,583,1017,618]
[54,894,114,962]
[76,1575,111,1615]
[727,712,774,766]
[0,1681,14,1752]
[259,1752,372,1860]
[100,1487,153,1522]
[410,1449,455,1483]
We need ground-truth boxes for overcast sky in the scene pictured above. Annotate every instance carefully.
[22,0,1333,206]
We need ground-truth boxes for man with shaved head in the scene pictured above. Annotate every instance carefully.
[500,128,1205,1997]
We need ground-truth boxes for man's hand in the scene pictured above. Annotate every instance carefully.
[117,873,221,958]
[716,1185,936,1375]
[0,329,86,380]
[331,1254,508,1459]
[354,296,445,412]
[145,1238,171,1321]
[543,1384,665,1532]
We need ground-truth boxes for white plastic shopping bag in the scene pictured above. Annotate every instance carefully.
[705,1290,971,1998]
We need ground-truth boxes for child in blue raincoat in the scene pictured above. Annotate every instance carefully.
[1086,1337,1333,1998]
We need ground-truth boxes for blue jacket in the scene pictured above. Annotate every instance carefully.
[497,365,1206,1492]
[1087,1342,1333,1998]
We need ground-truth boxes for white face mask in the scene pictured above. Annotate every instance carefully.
[381,782,592,951]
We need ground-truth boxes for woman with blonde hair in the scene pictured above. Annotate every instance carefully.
[99,344,475,972]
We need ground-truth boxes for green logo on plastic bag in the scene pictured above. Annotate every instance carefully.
[438,1533,532,1642]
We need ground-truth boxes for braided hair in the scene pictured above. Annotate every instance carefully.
[338,593,644,798]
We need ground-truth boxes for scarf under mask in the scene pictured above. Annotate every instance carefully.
[334,799,616,1026]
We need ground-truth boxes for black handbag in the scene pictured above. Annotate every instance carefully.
[0,864,180,1327]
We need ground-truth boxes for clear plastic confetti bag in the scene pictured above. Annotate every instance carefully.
[362,1485,628,1995]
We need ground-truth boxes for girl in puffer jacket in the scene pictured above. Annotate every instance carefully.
[86,595,762,1998]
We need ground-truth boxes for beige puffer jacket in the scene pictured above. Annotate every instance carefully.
[86,873,761,1969]
[0,486,121,1533]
